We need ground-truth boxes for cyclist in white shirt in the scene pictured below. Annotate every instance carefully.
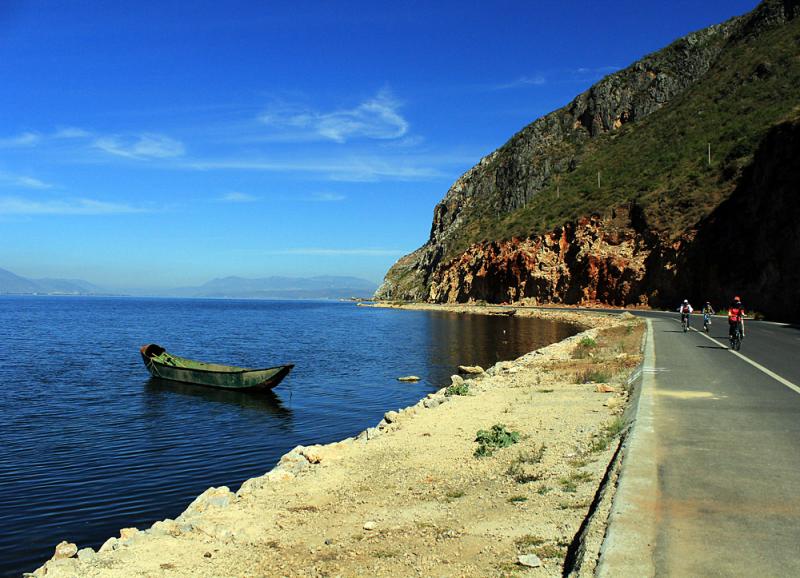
[678,299,693,329]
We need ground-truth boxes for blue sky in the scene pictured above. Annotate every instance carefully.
[0,0,757,289]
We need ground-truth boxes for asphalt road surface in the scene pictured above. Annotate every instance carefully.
[603,310,800,575]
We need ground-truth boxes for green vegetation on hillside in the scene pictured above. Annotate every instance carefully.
[458,16,800,254]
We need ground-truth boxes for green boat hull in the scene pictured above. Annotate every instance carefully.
[140,344,293,391]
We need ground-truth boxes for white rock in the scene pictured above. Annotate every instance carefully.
[517,553,542,567]
[98,537,118,553]
[363,521,377,531]
[397,375,420,382]
[458,365,484,374]
[52,541,78,560]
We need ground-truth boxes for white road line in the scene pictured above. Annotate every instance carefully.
[671,318,800,396]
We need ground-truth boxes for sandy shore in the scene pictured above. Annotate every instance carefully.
[33,305,644,577]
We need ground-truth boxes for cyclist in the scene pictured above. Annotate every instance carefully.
[728,296,745,340]
[702,301,715,331]
[678,299,693,330]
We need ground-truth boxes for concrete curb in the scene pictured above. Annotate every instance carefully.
[595,318,659,577]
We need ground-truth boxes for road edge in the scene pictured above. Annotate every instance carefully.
[595,318,659,577]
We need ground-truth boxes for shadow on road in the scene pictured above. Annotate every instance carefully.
[696,345,728,350]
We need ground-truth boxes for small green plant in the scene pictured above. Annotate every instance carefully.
[567,456,590,468]
[507,461,541,484]
[560,478,578,493]
[577,369,611,383]
[474,424,520,457]
[532,543,567,559]
[570,470,593,483]
[514,535,546,550]
[445,382,470,396]
[590,417,626,453]
[536,485,552,495]
[507,495,528,503]
[444,489,465,500]
[604,417,625,437]
[537,388,555,393]
[517,445,546,464]
[574,336,597,359]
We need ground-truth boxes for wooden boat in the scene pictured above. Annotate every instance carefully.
[140,344,293,391]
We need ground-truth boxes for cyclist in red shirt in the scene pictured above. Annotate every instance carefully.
[728,296,746,339]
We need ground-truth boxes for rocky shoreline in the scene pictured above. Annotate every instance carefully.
[33,305,644,577]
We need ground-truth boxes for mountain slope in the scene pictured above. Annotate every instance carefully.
[376,0,800,320]
[170,275,377,299]
[0,267,42,294]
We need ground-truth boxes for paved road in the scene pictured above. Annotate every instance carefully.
[598,311,800,576]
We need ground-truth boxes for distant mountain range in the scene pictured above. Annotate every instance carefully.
[0,268,105,295]
[0,267,377,300]
[164,275,377,299]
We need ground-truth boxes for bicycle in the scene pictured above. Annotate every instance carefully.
[729,324,742,351]
[703,313,711,333]
[681,313,690,332]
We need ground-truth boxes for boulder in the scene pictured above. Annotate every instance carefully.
[397,375,420,382]
[98,537,119,553]
[458,365,485,374]
[76,548,95,562]
[119,527,140,541]
[518,553,542,567]
[52,541,77,560]
[184,486,233,516]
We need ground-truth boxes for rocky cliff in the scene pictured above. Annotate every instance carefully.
[376,0,800,320]
[425,114,800,321]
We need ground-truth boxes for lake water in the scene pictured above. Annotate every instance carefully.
[0,297,576,576]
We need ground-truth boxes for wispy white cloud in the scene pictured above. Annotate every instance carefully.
[307,192,345,202]
[265,248,404,256]
[259,89,409,143]
[0,196,143,215]
[493,75,547,90]
[184,156,444,182]
[0,132,41,147]
[219,191,258,203]
[0,127,92,148]
[94,133,186,159]
[0,172,53,189]
[53,127,92,139]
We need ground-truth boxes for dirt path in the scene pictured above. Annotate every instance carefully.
[34,306,643,578]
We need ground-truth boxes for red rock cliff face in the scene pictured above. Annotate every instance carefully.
[427,213,670,306]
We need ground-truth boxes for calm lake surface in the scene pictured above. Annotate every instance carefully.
[0,297,576,576]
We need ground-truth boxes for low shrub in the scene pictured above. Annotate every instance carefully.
[474,424,520,457]
[573,336,598,359]
[445,382,470,396]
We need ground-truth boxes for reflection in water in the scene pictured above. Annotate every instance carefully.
[425,311,575,379]
[144,377,292,419]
